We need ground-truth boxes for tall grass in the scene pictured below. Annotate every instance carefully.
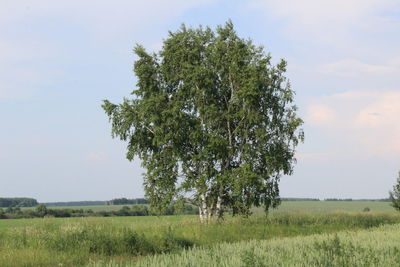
[124,223,400,267]
[0,212,399,266]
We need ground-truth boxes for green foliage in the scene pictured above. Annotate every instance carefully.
[109,198,148,205]
[5,206,21,215]
[0,198,38,207]
[389,171,400,211]
[102,21,304,218]
[0,204,198,219]
[36,204,48,217]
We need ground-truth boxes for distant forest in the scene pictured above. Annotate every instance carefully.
[0,198,38,207]
[45,198,149,207]
[0,197,390,208]
[45,201,107,207]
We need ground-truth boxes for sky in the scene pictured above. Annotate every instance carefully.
[1,0,399,202]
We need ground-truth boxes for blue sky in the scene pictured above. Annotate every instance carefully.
[1,0,399,202]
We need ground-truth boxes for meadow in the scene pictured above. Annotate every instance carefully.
[0,201,398,266]
[127,223,400,267]
[262,200,393,213]
[19,200,395,213]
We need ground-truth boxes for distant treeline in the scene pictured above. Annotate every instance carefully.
[107,198,149,205]
[0,198,149,208]
[0,198,38,207]
[324,198,390,202]
[281,198,320,201]
[45,201,107,207]
[280,198,391,202]
[0,204,197,219]
[43,198,149,206]
[1,197,391,209]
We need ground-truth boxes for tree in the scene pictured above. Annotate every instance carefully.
[36,204,48,217]
[389,171,400,211]
[102,21,304,222]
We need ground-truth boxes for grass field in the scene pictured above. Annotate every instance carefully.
[270,201,394,213]
[18,200,395,213]
[127,223,400,267]
[0,201,398,266]
[20,204,129,212]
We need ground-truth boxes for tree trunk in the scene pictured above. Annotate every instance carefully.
[199,193,208,223]
[215,195,222,218]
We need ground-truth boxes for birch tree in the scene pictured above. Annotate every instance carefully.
[102,21,304,222]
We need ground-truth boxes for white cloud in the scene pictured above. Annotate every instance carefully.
[250,0,398,44]
[0,0,218,100]
[0,0,216,38]
[306,90,400,156]
[0,40,60,100]
[319,59,400,78]
[252,0,384,22]
[355,92,400,153]
[306,104,336,126]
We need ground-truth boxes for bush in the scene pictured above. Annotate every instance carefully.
[0,208,6,219]
[389,171,400,211]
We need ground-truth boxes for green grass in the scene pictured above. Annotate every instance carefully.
[125,223,400,267]
[14,201,393,215]
[269,201,394,213]
[1,211,400,266]
[0,201,397,266]
[15,200,394,213]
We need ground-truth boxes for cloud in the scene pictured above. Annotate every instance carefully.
[318,59,400,78]
[249,0,399,44]
[0,40,60,100]
[0,0,216,38]
[0,0,218,100]
[355,92,400,153]
[306,90,400,156]
[306,104,336,126]
[252,0,382,22]
[315,59,400,92]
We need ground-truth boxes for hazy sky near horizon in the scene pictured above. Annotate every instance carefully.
[1,0,399,202]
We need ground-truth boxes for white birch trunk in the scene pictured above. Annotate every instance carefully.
[199,193,208,223]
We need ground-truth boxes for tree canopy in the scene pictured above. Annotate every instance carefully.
[102,21,304,221]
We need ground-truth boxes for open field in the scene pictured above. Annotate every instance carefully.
[1,209,400,266]
[20,205,128,212]
[270,201,394,213]
[16,200,395,214]
[128,222,400,267]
